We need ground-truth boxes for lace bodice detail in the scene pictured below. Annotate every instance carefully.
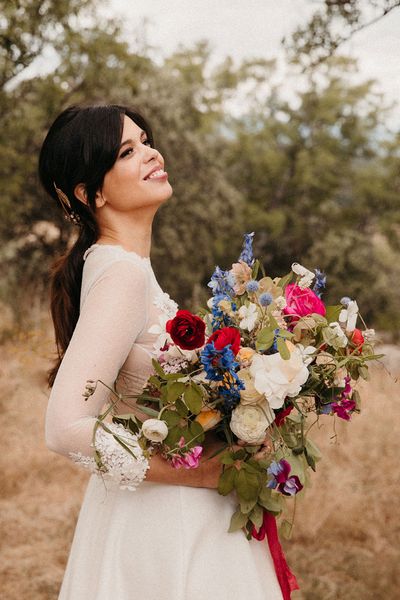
[45,243,178,487]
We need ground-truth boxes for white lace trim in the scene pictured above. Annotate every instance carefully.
[153,290,179,318]
[69,422,149,491]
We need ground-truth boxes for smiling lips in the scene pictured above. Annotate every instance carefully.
[144,167,168,181]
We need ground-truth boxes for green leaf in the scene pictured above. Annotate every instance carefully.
[276,328,294,340]
[220,451,235,465]
[268,314,279,330]
[135,405,159,418]
[240,497,257,514]
[251,259,260,280]
[249,503,264,529]
[256,327,275,348]
[280,519,294,540]
[152,359,166,379]
[228,508,248,533]
[148,375,161,389]
[277,337,291,360]
[189,420,205,444]
[236,468,260,502]
[175,398,189,417]
[166,381,186,403]
[352,389,361,410]
[184,384,202,414]
[218,466,237,495]
[162,409,181,427]
[325,305,342,324]
[278,272,293,289]
[258,487,283,514]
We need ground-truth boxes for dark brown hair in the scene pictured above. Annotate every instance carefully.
[38,104,154,387]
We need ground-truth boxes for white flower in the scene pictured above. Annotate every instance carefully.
[238,302,258,331]
[291,262,315,288]
[153,291,179,319]
[230,400,274,444]
[237,368,266,405]
[274,295,287,309]
[296,344,317,366]
[161,343,198,363]
[333,367,348,387]
[363,328,375,342]
[148,313,172,353]
[338,300,359,332]
[328,322,348,348]
[249,347,310,409]
[141,419,169,443]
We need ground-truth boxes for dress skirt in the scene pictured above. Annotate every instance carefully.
[58,475,283,600]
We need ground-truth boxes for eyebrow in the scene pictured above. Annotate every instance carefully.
[119,130,147,151]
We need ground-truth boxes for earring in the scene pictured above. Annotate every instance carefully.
[53,182,82,226]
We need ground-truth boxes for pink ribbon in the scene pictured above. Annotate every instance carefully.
[252,511,299,599]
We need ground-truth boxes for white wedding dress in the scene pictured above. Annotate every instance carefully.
[45,243,283,600]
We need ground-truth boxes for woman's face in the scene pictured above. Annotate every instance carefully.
[100,115,172,212]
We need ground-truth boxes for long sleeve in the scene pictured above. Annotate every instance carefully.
[45,259,150,469]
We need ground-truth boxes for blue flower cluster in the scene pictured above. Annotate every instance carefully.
[200,341,244,413]
[313,269,327,298]
[207,266,236,296]
[238,231,255,267]
[209,293,236,331]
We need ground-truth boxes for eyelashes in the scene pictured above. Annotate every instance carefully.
[119,140,152,159]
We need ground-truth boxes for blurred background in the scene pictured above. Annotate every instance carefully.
[0,1,399,598]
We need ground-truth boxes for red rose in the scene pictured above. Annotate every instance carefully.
[166,310,206,350]
[283,284,326,322]
[350,328,364,353]
[207,327,241,356]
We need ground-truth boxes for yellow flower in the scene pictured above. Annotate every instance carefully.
[195,409,222,431]
[237,346,256,366]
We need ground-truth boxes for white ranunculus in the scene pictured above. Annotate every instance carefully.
[238,302,258,331]
[141,419,169,443]
[249,348,310,409]
[230,400,274,444]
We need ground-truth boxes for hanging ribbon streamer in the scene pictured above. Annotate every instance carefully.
[252,511,299,600]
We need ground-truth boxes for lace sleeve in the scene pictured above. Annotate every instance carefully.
[45,259,151,489]
[69,422,150,491]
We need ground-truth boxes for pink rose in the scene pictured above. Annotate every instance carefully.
[283,284,326,321]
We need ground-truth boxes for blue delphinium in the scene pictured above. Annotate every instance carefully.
[210,293,235,331]
[200,341,238,381]
[219,372,245,413]
[207,266,236,297]
[313,269,327,298]
[238,231,255,267]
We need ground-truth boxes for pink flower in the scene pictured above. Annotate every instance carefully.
[284,284,326,322]
[170,437,204,469]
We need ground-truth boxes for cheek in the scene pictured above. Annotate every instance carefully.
[103,162,142,199]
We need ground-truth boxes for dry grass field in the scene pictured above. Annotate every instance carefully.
[0,316,399,600]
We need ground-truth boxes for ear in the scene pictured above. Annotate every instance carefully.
[94,189,106,209]
[74,183,88,205]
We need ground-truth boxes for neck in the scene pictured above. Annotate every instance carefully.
[96,206,158,258]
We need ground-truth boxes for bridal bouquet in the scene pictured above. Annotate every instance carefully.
[85,232,379,542]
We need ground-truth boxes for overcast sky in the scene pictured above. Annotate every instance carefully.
[105,0,400,127]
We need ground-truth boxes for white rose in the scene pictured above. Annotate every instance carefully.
[237,368,266,405]
[230,400,274,444]
[249,347,310,409]
[141,419,169,443]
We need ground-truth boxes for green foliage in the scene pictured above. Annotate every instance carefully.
[0,1,399,338]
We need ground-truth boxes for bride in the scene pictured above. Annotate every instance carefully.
[39,103,283,599]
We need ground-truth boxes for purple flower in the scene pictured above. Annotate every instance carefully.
[332,376,355,421]
[267,459,303,496]
[238,231,255,267]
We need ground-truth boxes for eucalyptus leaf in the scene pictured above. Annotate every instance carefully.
[277,338,291,360]
[249,503,264,529]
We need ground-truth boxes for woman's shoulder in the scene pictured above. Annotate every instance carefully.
[80,244,153,310]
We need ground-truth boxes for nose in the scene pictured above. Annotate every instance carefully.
[144,143,160,161]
